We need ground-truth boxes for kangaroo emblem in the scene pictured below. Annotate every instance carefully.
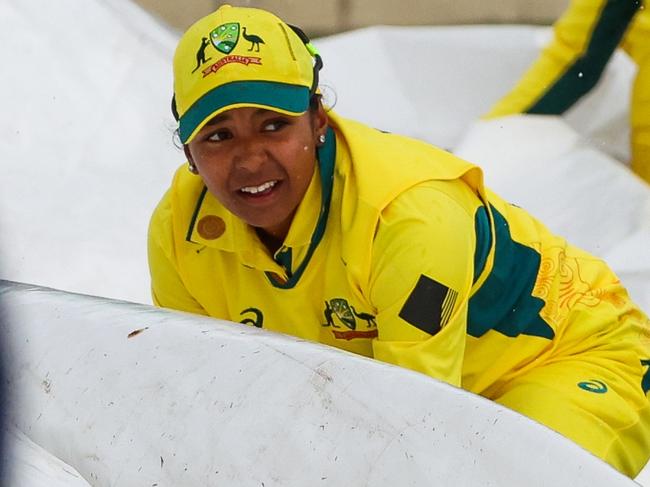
[192,37,212,73]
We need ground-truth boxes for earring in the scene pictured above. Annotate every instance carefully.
[318,134,326,145]
[188,161,199,174]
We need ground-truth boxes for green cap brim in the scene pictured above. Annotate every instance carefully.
[179,80,311,143]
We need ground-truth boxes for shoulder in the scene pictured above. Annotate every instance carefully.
[382,179,482,223]
[328,112,482,209]
[374,179,482,269]
[330,112,457,163]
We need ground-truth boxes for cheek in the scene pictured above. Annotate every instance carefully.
[290,146,317,185]
[201,168,229,194]
[284,140,315,167]
[192,155,229,193]
[190,146,224,174]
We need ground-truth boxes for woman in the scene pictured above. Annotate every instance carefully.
[148,5,650,476]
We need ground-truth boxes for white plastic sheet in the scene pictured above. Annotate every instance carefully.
[1,281,638,487]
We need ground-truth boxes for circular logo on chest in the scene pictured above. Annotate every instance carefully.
[197,215,225,240]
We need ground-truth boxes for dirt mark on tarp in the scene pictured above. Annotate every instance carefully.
[127,326,149,339]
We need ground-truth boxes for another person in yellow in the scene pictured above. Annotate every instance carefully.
[148,5,650,476]
[486,0,650,183]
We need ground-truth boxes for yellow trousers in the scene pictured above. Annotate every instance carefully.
[492,295,650,476]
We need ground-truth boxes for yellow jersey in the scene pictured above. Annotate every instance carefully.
[149,111,650,475]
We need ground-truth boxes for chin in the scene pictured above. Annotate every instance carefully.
[239,213,284,232]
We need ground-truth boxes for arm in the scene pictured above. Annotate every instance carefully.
[147,191,208,315]
[369,180,478,387]
[486,0,641,117]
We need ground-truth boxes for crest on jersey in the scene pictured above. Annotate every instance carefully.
[322,298,378,340]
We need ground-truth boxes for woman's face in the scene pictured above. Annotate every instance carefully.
[185,105,327,240]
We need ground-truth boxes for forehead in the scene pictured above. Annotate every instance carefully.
[206,107,292,126]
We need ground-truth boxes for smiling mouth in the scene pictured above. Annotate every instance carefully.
[239,180,278,196]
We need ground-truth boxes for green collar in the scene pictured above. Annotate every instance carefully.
[265,126,336,288]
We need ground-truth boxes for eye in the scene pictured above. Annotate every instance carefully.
[262,119,289,132]
[207,129,232,142]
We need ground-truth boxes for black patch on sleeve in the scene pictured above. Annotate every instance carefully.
[399,274,456,336]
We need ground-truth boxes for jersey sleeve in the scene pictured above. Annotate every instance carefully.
[147,190,208,316]
[486,0,640,117]
[368,179,479,387]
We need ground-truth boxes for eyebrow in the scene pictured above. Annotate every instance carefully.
[205,108,281,126]
[205,113,231,126]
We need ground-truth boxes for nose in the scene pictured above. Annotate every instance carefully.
[233,136,267,173]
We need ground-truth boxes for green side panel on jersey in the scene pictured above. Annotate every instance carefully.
[473,205,491,283]
[641,359,650,394]
[467,206,554,340]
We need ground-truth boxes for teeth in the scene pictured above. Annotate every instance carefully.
[240,180,277,194]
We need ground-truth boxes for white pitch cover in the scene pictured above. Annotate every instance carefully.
[0,281,637,486]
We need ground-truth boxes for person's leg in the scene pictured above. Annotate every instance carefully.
[495,359,650,476]
[629,54,650,183]
[492,290,650,478]
[624,11,650,183]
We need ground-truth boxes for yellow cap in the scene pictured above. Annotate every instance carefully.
[173,5,318,143]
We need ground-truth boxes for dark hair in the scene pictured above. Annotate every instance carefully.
[309,94,323,112]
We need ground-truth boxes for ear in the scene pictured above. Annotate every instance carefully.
[310,102,328,139]
[183,144,193,163]
[184,145,200,175]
